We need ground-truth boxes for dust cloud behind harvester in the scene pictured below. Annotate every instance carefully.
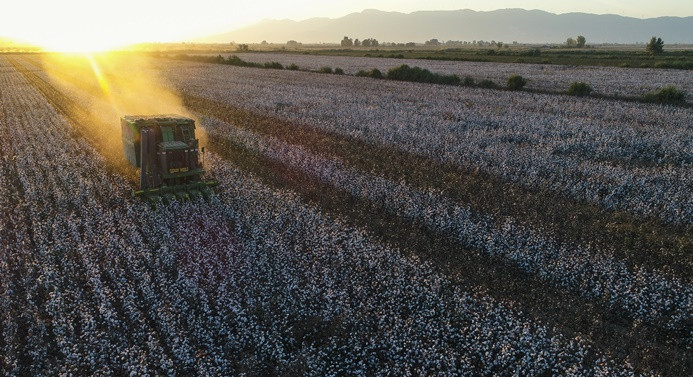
[34,52,208,178]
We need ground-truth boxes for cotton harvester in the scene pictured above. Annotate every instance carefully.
[121,115,217,205]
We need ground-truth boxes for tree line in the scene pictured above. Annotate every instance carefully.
[341,36,381,47]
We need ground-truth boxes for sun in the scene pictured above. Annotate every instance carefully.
[34,32,132,53]
[4,1,177,53]
[41,41,122,53]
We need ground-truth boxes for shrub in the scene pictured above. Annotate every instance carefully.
[462,76,475,87]
[643,85,686,104]
[567,82,593,97]
[287,63,299,70]
[319,66,333,74]
[264,61,284,69]
[334,67,344,75]
[478,79,498,89]
[368,68,383,79]
[356,68,383,79]
[507,75,527,90]
[386,64,460,85]
[226,55,247,66]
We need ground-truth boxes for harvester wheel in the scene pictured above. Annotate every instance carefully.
[146,194,162,208]
[162,192,176,204]
[175,191,190,201]
[189,189,202,201]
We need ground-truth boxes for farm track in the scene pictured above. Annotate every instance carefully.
[11,55,692,375]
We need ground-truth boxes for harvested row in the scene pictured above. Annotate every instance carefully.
[181,93,691,279]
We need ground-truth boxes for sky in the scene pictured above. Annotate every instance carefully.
[2,0,692,50]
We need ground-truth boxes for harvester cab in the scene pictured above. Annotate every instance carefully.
[121,115,217,205]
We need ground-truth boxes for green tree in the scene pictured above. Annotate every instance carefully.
[566,37,576,47]
[576,35,586,48]
[341,36,353,47]
[646,37,664,54]
[362,38,379,47]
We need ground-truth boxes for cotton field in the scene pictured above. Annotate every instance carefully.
[198,52,693,100]
[1,53,691,376]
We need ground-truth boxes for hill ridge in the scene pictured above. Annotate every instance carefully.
[198,8,693,44]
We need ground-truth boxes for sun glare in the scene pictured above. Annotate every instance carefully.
[38,35,130,53]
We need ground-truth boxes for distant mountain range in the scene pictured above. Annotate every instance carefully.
[198,8,693,44]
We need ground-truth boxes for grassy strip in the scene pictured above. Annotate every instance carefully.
[206,127,689,377]
[184,94,692,279]
[279,47,693,70]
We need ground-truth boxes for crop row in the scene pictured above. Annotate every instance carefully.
[200,114,692,335]
[159,61,692,226]
[0,55,641,375]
